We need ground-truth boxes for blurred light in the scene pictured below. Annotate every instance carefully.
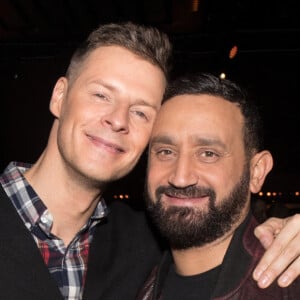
[266,192,271,197]
[258,191,264,196]
[272,192,277,196]
[229,45,238,59]
[219,72,226,79]
[192,0,199,12]
[296,191,300,196]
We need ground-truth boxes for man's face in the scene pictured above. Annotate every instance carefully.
[50,45,166,184]
[146,94,251,249]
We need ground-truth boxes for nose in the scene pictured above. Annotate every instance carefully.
[168,154,198,188]
[102,104,129,133]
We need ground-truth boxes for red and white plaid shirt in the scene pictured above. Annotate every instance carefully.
[0,161,108,300]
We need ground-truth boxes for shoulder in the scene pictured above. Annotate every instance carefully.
[105,199,153,229]
[96,199,165,249]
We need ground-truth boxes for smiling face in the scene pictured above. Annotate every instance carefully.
[146,94,271,249]
[49,45,166,184]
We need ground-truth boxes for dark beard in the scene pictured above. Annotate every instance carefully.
[145,166,250,250]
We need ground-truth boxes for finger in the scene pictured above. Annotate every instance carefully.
[277,256,300,287]
[254,235,299,288]
[252,235,286,286]
[253,214,300,287]
[254,217,285,249]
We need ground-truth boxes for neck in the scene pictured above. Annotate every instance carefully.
[24,148,105,246]
[171,233,233,276]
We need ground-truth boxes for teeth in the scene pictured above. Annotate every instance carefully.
[169,192,206,198]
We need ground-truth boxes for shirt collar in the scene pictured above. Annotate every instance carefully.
[0,161,108,233]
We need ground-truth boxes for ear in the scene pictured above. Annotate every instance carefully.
[249,150,273,194]
[49,77,68,118]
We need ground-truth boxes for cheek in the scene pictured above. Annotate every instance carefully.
[146,173,158,200]
[198,162,232,184]
[147,160,157,179]
[209,166,243,196]
[59,100,85,124]
[64,91,99,117]
[131,129,152,151]
[147,161,167,189]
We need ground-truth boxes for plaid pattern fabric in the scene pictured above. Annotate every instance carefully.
[0,161,108,299]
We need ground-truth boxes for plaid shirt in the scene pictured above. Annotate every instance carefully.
[0,161,108,300]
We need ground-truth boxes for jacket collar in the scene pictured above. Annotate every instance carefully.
[153,212,264,298]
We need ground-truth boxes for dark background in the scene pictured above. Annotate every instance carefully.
[1,0,299,203]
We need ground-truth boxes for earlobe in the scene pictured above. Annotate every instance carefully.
[250,151,273,193]
[49,77,68,118]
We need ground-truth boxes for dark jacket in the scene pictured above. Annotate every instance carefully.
[137,213,300,300]
[0,185,163,300]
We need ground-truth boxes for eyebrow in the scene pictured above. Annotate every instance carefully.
[134,99,160,111]
[89,79,116,90]
[150,135,174,146]
[193,137,227,149]
[150,135,227,149]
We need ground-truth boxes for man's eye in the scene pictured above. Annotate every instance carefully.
[136,111,147,118]
[132,110,149,121]
[158,149,172,155]
[198,150,221,163]
[95,93,109,101]
[203,151,215,157]
[154,149,175,161]
[96,93,105,98]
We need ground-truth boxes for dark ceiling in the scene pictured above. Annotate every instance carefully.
[1,0,300,193]
[1,0,300,57]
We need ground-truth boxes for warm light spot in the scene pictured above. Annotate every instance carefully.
[229,45,238,59]
[192,0,199,12]
[219,72,226,79]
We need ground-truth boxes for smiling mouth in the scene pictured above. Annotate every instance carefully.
[162,193,209,208]
[87,135,125,153]
[165,191,209,199]
[165,195,209,203]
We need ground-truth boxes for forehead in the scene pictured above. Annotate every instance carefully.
[75,45,166,85]
[71,45,167,105]
[151,94,243,143]
[82,45,160,74]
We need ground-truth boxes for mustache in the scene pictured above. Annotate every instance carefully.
[155,185,215,199]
